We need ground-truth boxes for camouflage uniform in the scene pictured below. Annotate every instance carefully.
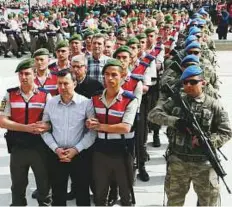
[148,93,232,206]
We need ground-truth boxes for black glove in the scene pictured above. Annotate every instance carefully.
[174,119,192,133]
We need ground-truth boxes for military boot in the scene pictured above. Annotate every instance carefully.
[107,183,118,206]
[138,162,150,182]
[153,130,161,147]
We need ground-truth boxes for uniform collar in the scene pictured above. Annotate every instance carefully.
[58,92,78,105]
[100,88,124,102]
[187,93,205,103]
[16,85,39,95]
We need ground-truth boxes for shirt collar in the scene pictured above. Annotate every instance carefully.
[100,88,124,102]
[16,85,39,95]
[58,92,79,105]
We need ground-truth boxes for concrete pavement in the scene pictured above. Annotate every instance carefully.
[0,51,232,206]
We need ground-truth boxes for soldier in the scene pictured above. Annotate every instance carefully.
[86,59,138,206]
[69,34,84,59]
[148,65,232,206]
[0,59,52,206]
[48,40,70,73]
[33,48,59,96]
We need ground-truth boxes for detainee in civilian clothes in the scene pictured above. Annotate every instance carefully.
[41,69,96,206]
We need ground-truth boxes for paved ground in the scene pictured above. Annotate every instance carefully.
[0,51,232,206]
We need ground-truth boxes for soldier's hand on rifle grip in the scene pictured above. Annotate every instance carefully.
[174,118,192,133]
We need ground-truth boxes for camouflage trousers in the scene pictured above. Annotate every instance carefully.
[165,155,219,206]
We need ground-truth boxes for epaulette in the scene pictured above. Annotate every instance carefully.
[38,87,49,94]
[130,73,144,81]
[7,87,19,93]
[48,62,57,68]
[92,90,103,97]
[169,37,175,41]
[122,90,136,100]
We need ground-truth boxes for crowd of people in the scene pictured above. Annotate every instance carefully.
[0,0,232,206]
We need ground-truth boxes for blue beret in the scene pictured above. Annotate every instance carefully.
[185,42,201,52]
[198,19,206,26]
[180,65,203,80]
[198,8,208,16]
[189,27,202,35]
[191,13,202,19]
[190,19,198,26]
[185,35,198,47]
[181,55,200,66]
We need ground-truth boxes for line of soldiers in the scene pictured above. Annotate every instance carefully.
[0,4,232,207]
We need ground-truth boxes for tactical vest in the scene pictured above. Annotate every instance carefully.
[166,94,215,159]
[92,91,135,154]
[6,87,47,148]
[34,74,58,96]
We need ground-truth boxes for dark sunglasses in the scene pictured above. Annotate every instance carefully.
[196,34,202,38]
[188,51,200,55]
[183,79,202,85]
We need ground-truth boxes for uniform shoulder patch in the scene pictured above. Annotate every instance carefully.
[122,91,136,100]
[130,73,144,81]
[38,87,49,94]
[0,97,7,112]
[7,87,19,93]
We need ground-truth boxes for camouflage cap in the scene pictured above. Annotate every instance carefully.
[33,48,50,58]
[15,58,34,73]
[102,58,123,74]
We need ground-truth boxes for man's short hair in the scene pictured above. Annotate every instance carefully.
[116,36,127,42]
[91,33,106,44]
[56,69,76,82]
[71,55,87,66]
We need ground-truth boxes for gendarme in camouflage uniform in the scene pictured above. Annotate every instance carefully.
[148,65,231,206]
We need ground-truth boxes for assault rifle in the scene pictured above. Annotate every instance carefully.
[165,83,231,194]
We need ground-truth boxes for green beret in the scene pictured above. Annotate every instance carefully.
[33,48,49,58]
[102,59,123,74]
[130,17,138,23]
[117,28,126,35]
[83,30,95,39]
[15,58,34,73]
[136,33,147,40]
[144,27,156,34]
[165,15,174,23]
[55,40,69,51]
[8,13,13,19]
[69,34,82,43]
[134,9,139,14]
[113,46,131,58]
[118,24,126,29]
[120,10,127,17]
[85,12,90,17]
[102,13,107,18]
[126,37,139,46]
